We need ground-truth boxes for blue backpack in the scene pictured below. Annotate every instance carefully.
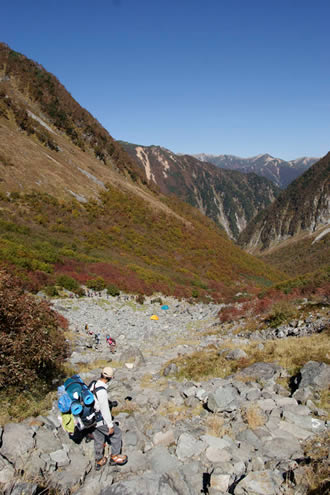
[58,375,102,429]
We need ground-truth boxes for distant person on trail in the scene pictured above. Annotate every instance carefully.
[94,332,101,348]
[106,335,117,354]
[90,367,127,470]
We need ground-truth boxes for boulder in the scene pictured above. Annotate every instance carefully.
[100,471,192,495]
[207,384,239,412]
[176,433,207,460]
[49,452,92,493]
[205,446,231,463]
[283,410,326,433]
[261,436,302,460]
[149,445,178,473]
[238,363,283,382]
[0,423,35,466]
[226,349,248,360]
[234,470,283,495]
[210,472,231,492]
[119,346,146,366]
[298,361,330,390]
[0,454,15,485]
[153,430,176,447]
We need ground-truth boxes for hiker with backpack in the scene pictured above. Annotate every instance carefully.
[106,335,117,354]
[58,368,127,471]
[89,367,127,470]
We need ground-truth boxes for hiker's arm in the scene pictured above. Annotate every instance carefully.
[98,388,114,430]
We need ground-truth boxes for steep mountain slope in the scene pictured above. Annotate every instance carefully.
[0,43,284,299]
[194,153,318,189]
[121,143,279,240]
[238,154,330,274]
[0,42,147,195]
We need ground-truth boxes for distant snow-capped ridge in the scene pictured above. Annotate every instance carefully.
[192,153,319,188]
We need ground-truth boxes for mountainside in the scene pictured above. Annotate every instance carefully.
[194,153,318,189]
[0,43,284,299]
[121,143,280,240]
[238,154,330,273]
[0,42,147,197]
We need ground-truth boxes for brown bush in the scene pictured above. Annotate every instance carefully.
[0,271,67,390]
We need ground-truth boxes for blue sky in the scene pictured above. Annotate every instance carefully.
[2,0,329,159]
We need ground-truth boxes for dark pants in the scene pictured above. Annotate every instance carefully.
[93,423,122,461]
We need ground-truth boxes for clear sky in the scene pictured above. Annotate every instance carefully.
[2,0,329,160]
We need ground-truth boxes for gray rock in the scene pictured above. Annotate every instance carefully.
[163,363,178,376]
[276,420,313,440]
[238,362,282,382]
[153,430,176,447]
[0,423,35,466]
[149,445,179,473]
[49,448,70,467]
[211,472,231,492]
[100,471,192,495]
[234,470,283,494]
[182,385,197,397]
[176,433,207,460]
[5,482,39,495]
[35,428,62,453]
[119,346,146,366]
[226,349,248,360]
[205,446,231,463]
[298,361,330,390]
[283,410,326,433]
[201,434,233,450]
[236,429,261,450]
[0,454,15,485]
[261,436,302,459]
[49,452,92,492]
[207,384,239,412]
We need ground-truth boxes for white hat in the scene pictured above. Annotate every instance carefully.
[102,366,114,378]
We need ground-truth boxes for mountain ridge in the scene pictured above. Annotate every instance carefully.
[193,152,318,188]
[120,142,280,240]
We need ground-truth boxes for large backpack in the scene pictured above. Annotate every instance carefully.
[57,374,103,430]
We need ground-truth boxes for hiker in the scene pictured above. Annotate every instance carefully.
[106,335,117,354]
[94,332,101,348]
[89,367,127,470]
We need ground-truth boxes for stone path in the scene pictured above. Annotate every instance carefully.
[0,292,329,495]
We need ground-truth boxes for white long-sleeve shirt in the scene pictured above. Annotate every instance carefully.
[93,379,113,429]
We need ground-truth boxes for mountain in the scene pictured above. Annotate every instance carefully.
[194,153,318,189]
[238,154,330,275]
[0,42,284,299]
[120,143,280,240]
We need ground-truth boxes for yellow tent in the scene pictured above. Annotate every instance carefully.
[150,315,159,320]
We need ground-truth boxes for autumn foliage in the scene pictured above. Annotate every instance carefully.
[0,271,67,390]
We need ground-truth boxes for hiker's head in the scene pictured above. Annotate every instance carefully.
[106,335,110,339]
[102,366,114,381]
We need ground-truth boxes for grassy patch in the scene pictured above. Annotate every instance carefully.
[76,359,115,373]
[0,388,56,424]
[242,405,266,429]
[169,329,330,381]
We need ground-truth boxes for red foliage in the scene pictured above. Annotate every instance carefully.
[0,270,67,390]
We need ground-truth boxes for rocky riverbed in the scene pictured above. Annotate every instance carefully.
[0,292,329,495]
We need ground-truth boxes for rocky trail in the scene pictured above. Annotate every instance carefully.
[0,292,329,495]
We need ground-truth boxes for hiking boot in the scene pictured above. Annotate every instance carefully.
[95,456,107,471]
[109,454,128,466]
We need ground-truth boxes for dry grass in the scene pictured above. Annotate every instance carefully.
[76,359,116,373]
[115,399,138,415]
[205,415,227,437]
[0,389,57,424]
[158,401,203,423]
[242,405,266,429]
[169,329,330,381]
[315,389,330,419]
[300,432,330,494]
